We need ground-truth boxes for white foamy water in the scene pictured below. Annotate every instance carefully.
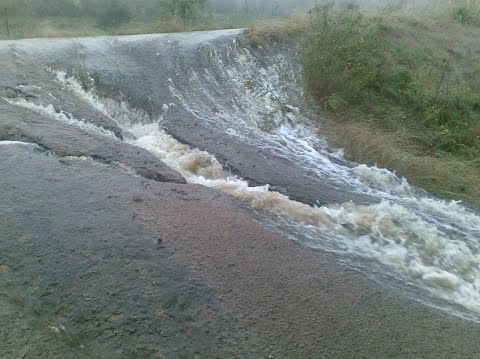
[167,42,436,204]
[50,66,480,319]
[4,97,117,140]
[0,141,38,147]
[117,106,480,317]
[136,124,480,315]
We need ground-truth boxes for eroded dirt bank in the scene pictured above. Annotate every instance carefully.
[2,144,480,358]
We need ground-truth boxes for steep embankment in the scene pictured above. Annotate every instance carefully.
[301,6,480,203]
[1,30,480,357]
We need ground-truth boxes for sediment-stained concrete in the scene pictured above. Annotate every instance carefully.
[0,31,373,206]
[1,31,480,358]
[1,144,480,358]
[0,99,185,184]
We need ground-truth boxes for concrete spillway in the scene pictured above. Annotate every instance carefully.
[1,30,480,358]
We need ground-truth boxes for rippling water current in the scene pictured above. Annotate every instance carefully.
[4,33,480,322]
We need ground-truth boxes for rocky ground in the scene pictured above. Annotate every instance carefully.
[1,142,480,358]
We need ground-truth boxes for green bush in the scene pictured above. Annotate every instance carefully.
[451,1,480,26]
[158,0,208,28]
[32,0,81,17]
[302,2,480,159]
[96,2,132,29]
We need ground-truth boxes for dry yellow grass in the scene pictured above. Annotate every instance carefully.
[30,23,100,38]
[319,11,480,205]
[241,16,308,46]
[322,115,480,204]
[0,17,103,40]
[0,16,246,40]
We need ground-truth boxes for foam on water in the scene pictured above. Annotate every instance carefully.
[4,97,117,139]
[166,43,431,202]
[0,141,38,146]
[114,103,480,316]
[52,66,480,319]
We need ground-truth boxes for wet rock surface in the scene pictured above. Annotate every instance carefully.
[2,144,480,358]
[0,31,372,206]
[165,110,373,206]
[0,99,185,184]
[1,32,480,358]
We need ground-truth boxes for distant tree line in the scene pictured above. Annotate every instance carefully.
[0,0,315,19]
[0,0,154,18]
[158,0,207,28]
[0,0,316,37]
[209,0,315,16]
[0,0,213,30]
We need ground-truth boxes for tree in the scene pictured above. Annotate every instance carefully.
[3,7,9,37]
[158,0,207,28]
[96,0,132,28]
[31,0,80,17]
[0,0,23,38]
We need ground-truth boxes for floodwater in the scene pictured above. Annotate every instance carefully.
[2,30,480,357]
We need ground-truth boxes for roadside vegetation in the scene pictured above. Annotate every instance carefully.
[0,0,211,38]
[0,0,313,39]
[300,1,480,204]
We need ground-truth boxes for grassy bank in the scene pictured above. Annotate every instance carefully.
[299,2,480,204]
[0,16,256,40]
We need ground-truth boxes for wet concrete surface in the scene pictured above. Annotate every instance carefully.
[84,34,374,206]
[0,145,223,358]
[0,99,185,184]
[2,31,480,358]
[2,144,480,358]
[0,31,373,206]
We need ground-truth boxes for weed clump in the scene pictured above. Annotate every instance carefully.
[451,0,480,26]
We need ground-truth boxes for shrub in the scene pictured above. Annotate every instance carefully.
[96,1,132,29]
[451,0,480,26]
[32,0,81,17]
[302,1,480,159]
[158,0,207,28]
